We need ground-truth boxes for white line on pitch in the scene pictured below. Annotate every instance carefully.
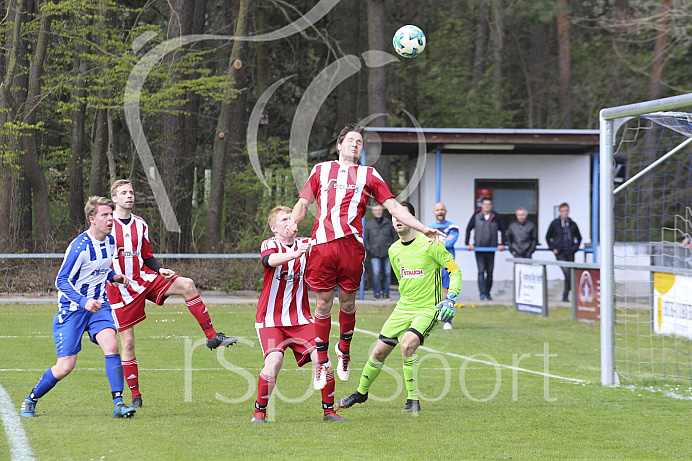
[336,321,589,384]
[0,382,34,461]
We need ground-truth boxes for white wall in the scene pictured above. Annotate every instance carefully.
[410,152,592,286]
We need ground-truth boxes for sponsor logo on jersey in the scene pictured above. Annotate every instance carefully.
[90,268,111,276]
[117,247,140,258]
[322,178,362,193]
[400,267,424,278]
[276,270,304,281]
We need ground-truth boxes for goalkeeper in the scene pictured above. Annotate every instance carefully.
[336,201,461,413]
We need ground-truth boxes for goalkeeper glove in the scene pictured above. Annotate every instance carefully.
[436,293,457,323]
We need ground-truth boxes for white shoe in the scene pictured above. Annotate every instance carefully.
[443,322,453,330]
[334,344,350,381]
[314,360,331,390]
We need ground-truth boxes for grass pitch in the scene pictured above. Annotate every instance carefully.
[1,302,691,460]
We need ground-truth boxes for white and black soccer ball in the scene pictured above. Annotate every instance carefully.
[392,24,426,58]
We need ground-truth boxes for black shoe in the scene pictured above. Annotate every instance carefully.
[372,295,381,300]
[402,399,421,412]
[335,391,368,410]
[562,296,569,302]
[130,395,142,408]
[486,294,492,301]
[207,332,238,350]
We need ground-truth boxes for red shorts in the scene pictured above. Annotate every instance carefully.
[305,234,365,292]
[112,275,178,331]
[256,324,316,367]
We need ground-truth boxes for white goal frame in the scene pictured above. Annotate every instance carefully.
[599,93,692,386]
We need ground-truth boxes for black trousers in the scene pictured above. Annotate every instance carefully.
[556,251,575,298]
[475,252,495,296]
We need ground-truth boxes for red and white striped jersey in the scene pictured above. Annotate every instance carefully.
[256,237,313,328]
[106,214,159,308]
[299,161,394,244]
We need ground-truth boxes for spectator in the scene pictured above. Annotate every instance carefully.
[465,197,506,301]
[429,202,459,329]
[506,207,537,259]
[676,234,692,269]
[364,205,398,300]
[545,202,582,302]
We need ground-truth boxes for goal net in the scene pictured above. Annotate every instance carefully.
[600,95,692,391]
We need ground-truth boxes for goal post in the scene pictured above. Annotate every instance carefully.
[600,93,692,387]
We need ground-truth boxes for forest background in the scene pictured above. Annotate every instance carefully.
[0,0,688,291]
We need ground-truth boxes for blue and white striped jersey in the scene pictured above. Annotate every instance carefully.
[55,231,116,311]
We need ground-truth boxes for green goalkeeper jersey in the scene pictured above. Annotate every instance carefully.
[388,233,462,313]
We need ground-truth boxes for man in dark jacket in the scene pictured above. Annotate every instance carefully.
[506,207,537,259]
[364,205,398,299]
[545,202,582,302]
[465,197,506,301]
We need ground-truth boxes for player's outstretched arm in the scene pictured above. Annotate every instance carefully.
[287,198,311,237]
[265,241,311,268]
[382,198,445,239]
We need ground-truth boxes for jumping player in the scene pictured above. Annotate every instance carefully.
[286,123,445,390]
[20,197,135,418]
[251,206,347,423]
[336,202,461,413]
[107,179,237,408]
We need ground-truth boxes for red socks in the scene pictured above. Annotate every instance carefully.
[186,295,216,340]
[122,358,140,399]
[338,308,356,354]
[314,312,332,363]
[256,372,277,409]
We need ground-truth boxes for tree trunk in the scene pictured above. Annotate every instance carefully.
[556,0,573,128]
[610,0,629,103]
[366,0,391,186]
[639,0,673,239]
[88,4,110,198]
[0,0,24,250]
[335,0,360,131]
[69,50,87,234]
[90,102,108,197]
[161,0,196,253]
[527,22,549,128]
[470,0,489,125]
[489,0,504,113]
[649,0,671,100]
[22,1,53,250]
[7,0,31,250]
[207,0,250,252]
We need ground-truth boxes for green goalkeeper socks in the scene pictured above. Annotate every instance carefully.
[403,355,420,400]
[357,358,384,395]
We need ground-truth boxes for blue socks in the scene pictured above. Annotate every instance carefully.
[105,354,124,405]
[29,368,60,401]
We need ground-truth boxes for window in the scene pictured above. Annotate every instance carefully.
[474,179,539,233]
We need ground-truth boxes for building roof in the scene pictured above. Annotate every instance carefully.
[363,127,600,157]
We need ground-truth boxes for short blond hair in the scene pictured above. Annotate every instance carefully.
[268,205,292,227]
[84,196,114,221]
[110,179,132,198]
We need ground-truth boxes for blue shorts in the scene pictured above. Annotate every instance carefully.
[52,303,116,357]
[441,267,450,289]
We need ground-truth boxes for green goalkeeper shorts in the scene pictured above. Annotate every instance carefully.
[379,307,438,345]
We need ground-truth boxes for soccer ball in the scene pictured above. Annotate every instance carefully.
[393,25,426,58]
